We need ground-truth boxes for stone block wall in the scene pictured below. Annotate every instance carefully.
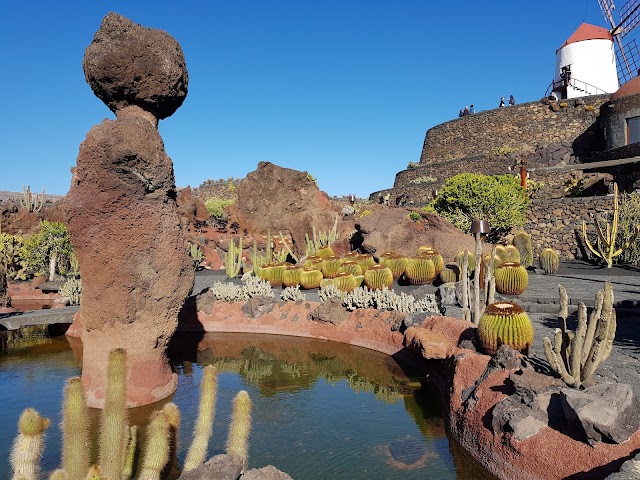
[419,95,610,165]
[525,196,613,260]
[603,92,640,149]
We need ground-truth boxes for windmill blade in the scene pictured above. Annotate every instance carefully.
[599,0,618,29]
[615,39,640,82]
[617,0,640,37]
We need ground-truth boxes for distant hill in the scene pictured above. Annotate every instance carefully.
[0,190,65,203]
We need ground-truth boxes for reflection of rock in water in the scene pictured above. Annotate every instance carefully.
[382,435,436,469]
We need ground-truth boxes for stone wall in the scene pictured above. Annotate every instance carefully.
[420,95,610,164]
[603,92,640,149]
[525,196,613,260]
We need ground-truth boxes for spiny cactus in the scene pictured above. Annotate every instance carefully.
[454,250,475,276]
[99,349,128,480]
[10,408,50,480]
[60,278,82,306]
[61,378,90,479]
[478,302,534,355]
[138,410,171,480]
[438,267,458,284]
[282,265,303,287]
[321,272,358,292]
[416,248,444,274]
[404,258,436,285]
[543,283,616,388]
[184,365,218,471]
[363,264,393,290]
[320,256,343,279]
[378,252,408,280]
[355,254,376,273]
[225,237,243,279]
[189,242,204,270]
[495,244,520,265]
[581,182,640,268]
[299,269,323,290]
[19,185,45,213]
[251,239,270,277]
[339,260,363,277]
[316,246,334,259]
[257,262,288,287]
[512,231,533,268]
[303,255,324,270]
[539,248,560,274]
[494,262,528,295]
[226,391,252,466]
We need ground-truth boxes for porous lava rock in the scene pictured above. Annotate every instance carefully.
[351,206,478,261]
[83,12,188,120]
[65,13,194,407]
[227,162,339,258]
[176,186,210,229]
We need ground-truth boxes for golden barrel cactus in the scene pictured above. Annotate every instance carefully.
[478,302,534,355]
[494,262,528,295]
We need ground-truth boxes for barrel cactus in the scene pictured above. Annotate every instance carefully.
[356,254,376,273]
[363,264,393,290]
[316,246,334,259]
[258,263,288,287]
[539,248,560,274]
[321,256,343,279]
[299,269,323,290]
[378,252,408,279]
[438,267,458,284]
[512,231,533,268]
[494,262,528,295]
[303,256,324,270]
[340,260,363,277]
[416,249,444,274]
[478,301,534,355]
[282,265,303,287]
[495,245,520,265]
[404,258,436,285]
[322,272,358,292]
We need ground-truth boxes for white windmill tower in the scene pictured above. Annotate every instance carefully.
[551,0,640,100]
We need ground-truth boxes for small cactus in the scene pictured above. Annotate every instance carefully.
[355,254,376,273]
[454,250,475,276]
[539,248,560,274]
[438,267,458,284]
[495,245,520,265]
[478,302,534,355]
[512,231,533,268]
[378,252,407,279]
[321,272,358,292]
[226,391,252,466]
[257,262,288,287]
[363,264,393,290]
[494,262,528,295]
[61,378,90,479]
[138,411,171,480]
[225,237,243,279]
[404,258,436,285]
[10,408,50,480]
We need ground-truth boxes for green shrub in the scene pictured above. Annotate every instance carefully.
[204,198,234,219]
[616,191,640,266]
[428,173,529,238]
[21,221,73,281]
[408,212,421,222]
[490,146,515,157]
[409,176,437,185]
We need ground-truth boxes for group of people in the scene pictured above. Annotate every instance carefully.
[499,95,516,107]
[458,104,475,117]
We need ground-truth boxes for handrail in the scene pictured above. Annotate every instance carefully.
[544,77,609,97]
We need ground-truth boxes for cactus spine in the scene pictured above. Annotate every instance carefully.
[10,408,50,480]
[363,264,393,290]
[581,183,640,268]
[183,365,218,472]
[494,262,528,295]
[99,349,128,480]
[122,426,138,480]
[61,378,90,480]
[225,237,243,278]
[316,246,334,259]
[355,254,376,273]
[539,248,560,274]
[543,282,616,388]
[512,231,533,268]
[226,390,252,466]
[138,411,171,480]
[478,302,534,355]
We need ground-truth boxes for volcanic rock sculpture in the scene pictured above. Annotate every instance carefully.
[65,13,194,407]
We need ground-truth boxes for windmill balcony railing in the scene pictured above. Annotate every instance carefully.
[545,77,608,97]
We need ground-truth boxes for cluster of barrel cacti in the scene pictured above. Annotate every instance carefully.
[10,349,253,480]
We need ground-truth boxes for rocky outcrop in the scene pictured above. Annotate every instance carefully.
[177,186,211,229]
[227,162,339,258]
[351,206,477,261]
[65,12,194,407]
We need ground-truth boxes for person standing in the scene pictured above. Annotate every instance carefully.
[469,104,475,114]
[509,95,515,106]
[499,97,505,107]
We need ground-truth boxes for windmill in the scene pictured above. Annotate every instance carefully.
[598,0,640,83]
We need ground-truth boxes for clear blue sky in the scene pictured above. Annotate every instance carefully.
[0,0,611,198]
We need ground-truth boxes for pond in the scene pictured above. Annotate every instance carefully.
[0,332,495,479]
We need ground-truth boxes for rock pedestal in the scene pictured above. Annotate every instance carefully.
[65,13,194,407]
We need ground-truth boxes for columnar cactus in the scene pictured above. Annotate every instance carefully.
[363,264,393,290]
[184,365,218,471]
[61,378,90,479]
[543,283,617,388]
[10,408,50,480]
[512,231,533,268]
[225,237,243,279]
[478,301,534,355]
[138,410,171,480]
[404,258,436,285]
[539,248,560,274]
[19,185,45,213]
[226,391,252,466]
[454,250,475,276]
[494,262,528,295]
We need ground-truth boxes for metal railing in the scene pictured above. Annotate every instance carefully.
[545,77,609,97]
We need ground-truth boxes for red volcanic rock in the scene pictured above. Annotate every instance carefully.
[227,162,339,258]
[83,12,188,120]
[176,186,210,229]
[352,206,478,261]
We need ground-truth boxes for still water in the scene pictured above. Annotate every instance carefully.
[0,333,494,479]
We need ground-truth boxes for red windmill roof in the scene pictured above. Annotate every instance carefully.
[559,23,612,50]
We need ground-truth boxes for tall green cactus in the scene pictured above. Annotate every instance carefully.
[99,349,128,480]
[19,185,45,213]
[581,183,640,268]
[543,282,617,388]
[10,408,50,480]
[226,390,252,466]
[138,410,171,480]
[61,378,90,479]
[183,365,218,472]
[225,237,243,278]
